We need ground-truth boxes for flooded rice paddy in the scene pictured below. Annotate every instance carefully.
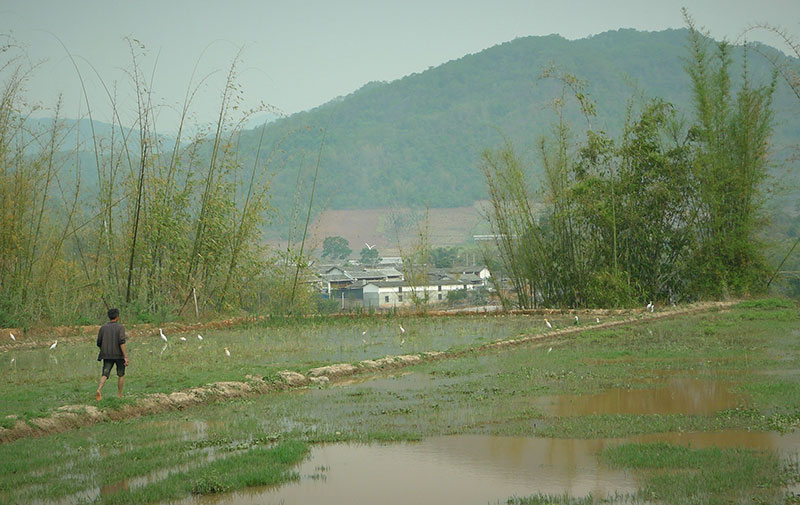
[184,435,638,505]
[537,375,745,416]
[172,371,800,505]
[175,432,800,505]
[7,303,800,505]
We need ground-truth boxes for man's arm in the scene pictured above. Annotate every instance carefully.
[120,342,129,366]
[97,328,102,348]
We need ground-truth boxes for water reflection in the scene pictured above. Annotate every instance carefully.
[328,371,433,391]
[179,429,800,505]
[633,430,800,456]
[538,377,745,416]
[186,435,638,505]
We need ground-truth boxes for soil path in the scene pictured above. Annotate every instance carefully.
[0,301,736,443]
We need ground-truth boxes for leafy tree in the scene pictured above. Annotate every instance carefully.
[481,23,776,308]
[321,236,352,260]
[430,247,458,268]
[683,13,775,297]
[360,246,380,266]
[446,288,468,304]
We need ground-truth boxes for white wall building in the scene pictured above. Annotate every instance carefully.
[362,279,467,309]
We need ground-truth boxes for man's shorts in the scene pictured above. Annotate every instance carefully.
[102,359,125,377]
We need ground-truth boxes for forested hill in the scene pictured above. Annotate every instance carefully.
[235,27,799,218]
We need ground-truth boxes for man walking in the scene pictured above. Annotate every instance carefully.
[96,308,129,401]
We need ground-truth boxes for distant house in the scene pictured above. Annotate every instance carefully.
[429,266,491,288]
[360,278,467,309]
[451,266,491,283]
[378,256,402,267]
[317,265,403,295]
[315,262,490,308]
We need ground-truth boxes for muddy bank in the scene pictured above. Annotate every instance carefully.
[0,352,442,443]
[0,301,735,443]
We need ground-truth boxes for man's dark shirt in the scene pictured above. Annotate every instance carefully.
[97,321,126,359]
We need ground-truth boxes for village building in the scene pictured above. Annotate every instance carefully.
[317,265,403,295]
[314,262,491,310]
[360,277,467,308]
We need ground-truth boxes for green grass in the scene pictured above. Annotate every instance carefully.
[102,440,308,505]
[736,297,797,309]
[0,312,586,419]
[1,299,799,503]
[602,442,791,504]
[507,494,599,504]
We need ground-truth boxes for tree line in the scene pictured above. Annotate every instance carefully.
[0,39,317,327]
[482,19,778,308]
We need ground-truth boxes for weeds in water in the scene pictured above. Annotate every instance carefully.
[602,442,788,504]
[191,470,230,495]
[506,493,599,504]
[102,440,308,504]
[1,301,799,503]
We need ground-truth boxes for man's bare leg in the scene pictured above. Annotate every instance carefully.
[117,376,125,398]
[97,375,108,401]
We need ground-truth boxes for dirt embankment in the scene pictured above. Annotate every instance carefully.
[0,301,736,444]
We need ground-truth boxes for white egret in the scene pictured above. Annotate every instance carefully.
[49,340,58,351]
[646,302,654,312]
[159,329,168,343]
[180,337,187,341]
[197,334,204,341]
[362,330,367,336]
[547,347,552,353]
[574,315,579,325]
[399,324,405,334]
[11,357,16,366]
[364,242,374,250]
[595,317,600,323]
[545,319,552,329]
[9,333,15,341]
[224,347,231,357]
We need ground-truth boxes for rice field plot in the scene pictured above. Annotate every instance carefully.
[0,312,585,420]
[1,299,798,504]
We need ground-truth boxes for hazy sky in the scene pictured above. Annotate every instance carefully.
[3,0,799,130]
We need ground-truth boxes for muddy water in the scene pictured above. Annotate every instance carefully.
[179,430,800,505]
[537,376,746,416]
[186,435,639,505]
[176,373,798,505]
[633,430,800,456]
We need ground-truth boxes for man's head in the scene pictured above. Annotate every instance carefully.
[108,308,120,321]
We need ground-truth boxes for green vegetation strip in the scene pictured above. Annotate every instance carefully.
[101,440,308,505]
[602,442,792,505]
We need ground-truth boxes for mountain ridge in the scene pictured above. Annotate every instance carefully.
[33,28,800,232]
[233,27,798,223]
